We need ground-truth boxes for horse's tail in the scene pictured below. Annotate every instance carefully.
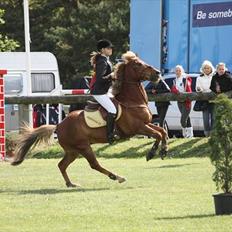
[11,124,57,166]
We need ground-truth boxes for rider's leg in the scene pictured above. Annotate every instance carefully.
[92,94,117,144]
[106,112,117,144]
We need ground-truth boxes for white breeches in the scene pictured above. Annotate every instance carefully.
[93,94,117,114]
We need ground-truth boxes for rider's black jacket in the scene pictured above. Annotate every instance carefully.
[90,55,113,95]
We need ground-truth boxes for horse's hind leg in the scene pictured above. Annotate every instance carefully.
[80,146,126,183]
[58,151,79,188]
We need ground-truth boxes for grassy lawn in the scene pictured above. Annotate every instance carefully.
[0,138,231,232]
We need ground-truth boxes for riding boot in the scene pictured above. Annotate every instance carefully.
[107,113,116,144]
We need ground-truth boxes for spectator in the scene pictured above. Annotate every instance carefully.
[33,104,65,127]
[210,62,232,93]
[150,76,170,128]
[171,65,193,138]
[195,60,215,137]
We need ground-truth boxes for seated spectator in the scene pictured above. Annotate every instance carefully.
[195,60,215,136]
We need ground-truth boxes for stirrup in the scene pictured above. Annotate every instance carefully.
[108,133,115,145]
[108,132,120,145]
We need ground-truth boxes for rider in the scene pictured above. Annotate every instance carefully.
[90,39,116,144]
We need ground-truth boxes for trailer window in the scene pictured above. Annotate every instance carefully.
[32,73,55,92]
[4,73,23,94]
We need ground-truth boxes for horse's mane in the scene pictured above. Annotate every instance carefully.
[121,51,138,62]
[112,51,138,96]
[112,62,126,96]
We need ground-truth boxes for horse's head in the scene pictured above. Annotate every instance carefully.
[122,51,160,82]
[112,51,160,96]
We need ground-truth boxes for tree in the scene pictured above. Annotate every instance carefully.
[0,8,19,51]
[209,94,232,193]
[0,0,129,87]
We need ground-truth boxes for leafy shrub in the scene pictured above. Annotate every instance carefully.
[209,94,232,193]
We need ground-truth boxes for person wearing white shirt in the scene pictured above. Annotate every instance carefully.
[195,60,215,136]
[173,65,193,138]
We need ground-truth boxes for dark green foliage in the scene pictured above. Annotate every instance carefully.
[0,0,129,87]
[209,94,232,193]
[0,8,19,51]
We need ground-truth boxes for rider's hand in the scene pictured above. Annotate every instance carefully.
[102,72,115,80]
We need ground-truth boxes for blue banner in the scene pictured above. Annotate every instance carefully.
[130,0,162,69]
[192,1,232,27]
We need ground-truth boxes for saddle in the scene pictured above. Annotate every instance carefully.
[84,99,122,128]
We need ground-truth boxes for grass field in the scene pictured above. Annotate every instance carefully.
[1,138,232,232]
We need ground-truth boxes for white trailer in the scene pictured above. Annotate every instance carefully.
[0,52,62,130]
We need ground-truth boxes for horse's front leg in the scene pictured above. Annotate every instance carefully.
[137,124,163,161]
[148,123,168,160]
[80,146,126,183]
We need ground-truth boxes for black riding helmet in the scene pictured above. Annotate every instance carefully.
[97,39,114,51]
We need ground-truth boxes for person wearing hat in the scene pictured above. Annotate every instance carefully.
[90,39,116,144]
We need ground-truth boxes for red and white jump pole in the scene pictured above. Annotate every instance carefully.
[61,89,90,95]
[0,70,7,160]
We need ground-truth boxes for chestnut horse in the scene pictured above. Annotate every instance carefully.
[11,51,168,187]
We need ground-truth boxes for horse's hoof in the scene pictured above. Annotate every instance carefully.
[66,182,81,188]
[159,149,167,160]
[146,150,155,161]
[117,176,126,183]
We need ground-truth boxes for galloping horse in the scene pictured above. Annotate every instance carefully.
[12,51,168,187]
